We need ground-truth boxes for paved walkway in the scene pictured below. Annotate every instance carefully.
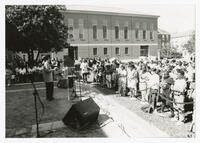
[89,92,169,138]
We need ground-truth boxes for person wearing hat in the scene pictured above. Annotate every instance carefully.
[159,71,174,116]
[171,69,187,125]
[127,63,138,100]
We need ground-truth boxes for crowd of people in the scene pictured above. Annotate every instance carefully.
[6,55,195,128]
[6,57,63,86]
[78,57,195,126]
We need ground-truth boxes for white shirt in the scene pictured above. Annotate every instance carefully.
[148,73,160,90]
[119,69,127,83]
[173,78,187,92]
[119,69,127,77]
[80,62,88,73]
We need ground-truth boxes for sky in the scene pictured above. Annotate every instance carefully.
[63,0,196,34]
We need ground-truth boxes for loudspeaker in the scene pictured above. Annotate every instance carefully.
[63,98,100,129]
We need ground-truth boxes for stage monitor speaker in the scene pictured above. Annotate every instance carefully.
[63,98,100,129]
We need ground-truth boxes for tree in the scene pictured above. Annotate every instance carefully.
[160,45,182,59]
[6,5,68,65]
[183,34,195,54]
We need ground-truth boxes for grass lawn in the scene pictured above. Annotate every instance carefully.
[6,87,72,129]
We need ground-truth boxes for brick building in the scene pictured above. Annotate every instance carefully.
[52,6,160,61]
[158,28,171,59]
[17,6,160,62]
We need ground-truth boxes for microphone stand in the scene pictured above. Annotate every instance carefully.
[28,71,41,137]
[31,77,40,137]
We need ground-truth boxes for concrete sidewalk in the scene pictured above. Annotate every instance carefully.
[31,110,128,137]
[90,92,169,138]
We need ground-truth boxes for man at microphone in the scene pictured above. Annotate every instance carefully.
[43,55,57,101]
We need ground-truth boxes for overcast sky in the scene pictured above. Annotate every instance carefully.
[64,0,195,33]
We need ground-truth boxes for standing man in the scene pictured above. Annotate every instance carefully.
[171,69,187,125]
[148,68,160,113]
[160,72,174,117]
[80,59,89,83]
[43,55,55,101]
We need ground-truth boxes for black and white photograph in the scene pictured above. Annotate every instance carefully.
[1,0,199,142]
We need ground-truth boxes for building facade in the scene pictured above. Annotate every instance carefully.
[17,6,160,62]
[158,28,171,59]
[54,6,159,61]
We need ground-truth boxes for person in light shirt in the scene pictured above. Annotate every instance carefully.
[117,64,127,96]
[148,68,160,112]
[127,63,138,100]
[139,67,149,104]
[171,69,187,125]
[43,55,57,101]
[80,59,89,83]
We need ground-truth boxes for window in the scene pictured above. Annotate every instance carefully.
[162,35,165,41]
[104,48,107,55]
[115,26,119,39]
[135,29,139,40]
[79,29,84,39]
[150,31,154,40]
[68,27,74,39]
[124,27,128,39]
[164,35,167,41]
[140,46,149,57]
[79,19,84,39]
[168,35,170,42]
[143,30,146,40]
[93,48,97,55]
[103,26,107,39]
[125,47,129,55]
[93,25,97,39]
[115,47,120,55]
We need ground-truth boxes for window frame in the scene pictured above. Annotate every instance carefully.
[140,46,149,57]
[79,29,84,39]
[68,26,74,39]
[93,48,97,55]
[103,26,107,39]
[143,30,147,40]
[115,26,119,40]
[115,47,120,55]
[135,29,139,40]
[124,26,128,40]
[104,47,108,55]
[150,31,154,40]
[125,47,129,55]
[93,25,97,39]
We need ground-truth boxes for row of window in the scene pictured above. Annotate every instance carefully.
[92,46,148,57]
[68,26,155,40]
